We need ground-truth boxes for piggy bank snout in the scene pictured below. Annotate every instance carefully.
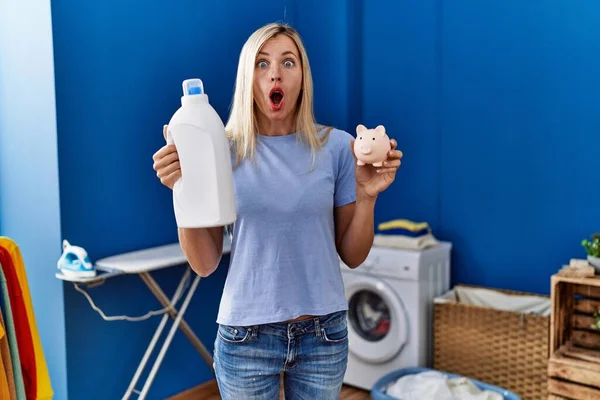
[359,144,372,154]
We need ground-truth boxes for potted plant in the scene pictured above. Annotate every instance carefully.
[582,233,600,273]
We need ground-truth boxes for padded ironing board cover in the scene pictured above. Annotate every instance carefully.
[95,243,188,273]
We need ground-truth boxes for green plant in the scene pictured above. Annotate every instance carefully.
[582,233,600,257]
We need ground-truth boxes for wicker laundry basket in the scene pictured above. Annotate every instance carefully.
[433,284,550,400]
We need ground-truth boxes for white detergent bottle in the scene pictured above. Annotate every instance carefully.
[166,78,236,228]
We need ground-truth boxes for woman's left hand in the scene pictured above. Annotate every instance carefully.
[350,139,403,200]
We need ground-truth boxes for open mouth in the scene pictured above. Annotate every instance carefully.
[269,87,284,110]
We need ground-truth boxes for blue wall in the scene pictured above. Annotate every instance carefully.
[362,0,441,230]
[1,0,599,399]
[0,1,68,399]
[437,0,600,293]
[362,0,600,295]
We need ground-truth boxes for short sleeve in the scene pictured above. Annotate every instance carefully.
[334,131,357,207]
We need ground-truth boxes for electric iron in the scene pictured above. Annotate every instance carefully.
[57,239,96,278]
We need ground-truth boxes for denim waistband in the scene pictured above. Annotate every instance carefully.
[249,310,347,338]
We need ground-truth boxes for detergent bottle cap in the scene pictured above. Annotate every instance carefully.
[182,78,204,96]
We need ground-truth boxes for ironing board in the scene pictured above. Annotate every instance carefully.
[56,235,232,399]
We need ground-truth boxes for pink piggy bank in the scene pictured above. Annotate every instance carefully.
[354,124,391,166]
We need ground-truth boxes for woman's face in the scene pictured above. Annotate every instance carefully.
[253,34,303,127]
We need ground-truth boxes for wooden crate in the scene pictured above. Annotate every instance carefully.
[548,274,600,399]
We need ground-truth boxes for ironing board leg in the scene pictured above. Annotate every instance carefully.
[138,273,202,399]
[139,269,214,370]
[122,268,191,400]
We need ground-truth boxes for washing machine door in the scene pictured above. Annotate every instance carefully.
[345,275,408,364]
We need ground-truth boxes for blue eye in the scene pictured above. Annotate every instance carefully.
[257,60,268,68]
[284,60,294,67]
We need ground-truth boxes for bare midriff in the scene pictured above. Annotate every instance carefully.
[285,314,315,322]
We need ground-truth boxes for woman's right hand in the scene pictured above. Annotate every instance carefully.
[152,124,181,189]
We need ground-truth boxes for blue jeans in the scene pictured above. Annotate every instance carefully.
[213,310,349,399]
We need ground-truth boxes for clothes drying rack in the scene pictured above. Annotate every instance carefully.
[56,235,231,399]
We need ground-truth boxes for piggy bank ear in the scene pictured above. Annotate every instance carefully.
[356,124,367,134]
[375,125,386,136]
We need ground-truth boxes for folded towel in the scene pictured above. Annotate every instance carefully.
[373,233,439,250]
[376,227,430,237]
[378,219,430,233]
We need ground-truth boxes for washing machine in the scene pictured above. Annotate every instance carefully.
[340,242,452,390]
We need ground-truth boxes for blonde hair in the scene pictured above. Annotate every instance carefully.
[225,22,331,165]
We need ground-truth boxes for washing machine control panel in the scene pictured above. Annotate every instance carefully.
[361,248,420,280]
[341,243,452,282]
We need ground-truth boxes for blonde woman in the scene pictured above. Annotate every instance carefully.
[152,22,402,399]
